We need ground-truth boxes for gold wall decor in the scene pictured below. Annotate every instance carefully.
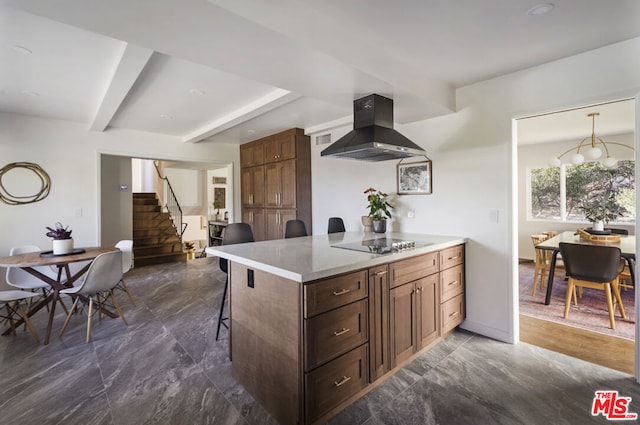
[0,162,51,205]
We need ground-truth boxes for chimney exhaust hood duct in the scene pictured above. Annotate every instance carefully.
[321,94,428,161]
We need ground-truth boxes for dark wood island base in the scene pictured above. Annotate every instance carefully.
[229,244,465,425]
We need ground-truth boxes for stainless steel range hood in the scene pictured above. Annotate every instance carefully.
[321,94,427,161]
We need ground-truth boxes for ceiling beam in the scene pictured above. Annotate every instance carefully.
[90,43,153,132]
[184,89,302,143]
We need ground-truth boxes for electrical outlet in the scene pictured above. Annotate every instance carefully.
[247,269,254,288]
[408,209,415,219]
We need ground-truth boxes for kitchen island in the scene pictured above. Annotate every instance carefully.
[206,232,467,425]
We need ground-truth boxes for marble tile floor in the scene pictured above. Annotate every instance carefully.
[1,257,638,425]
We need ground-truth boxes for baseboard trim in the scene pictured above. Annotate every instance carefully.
[460,319,515,344]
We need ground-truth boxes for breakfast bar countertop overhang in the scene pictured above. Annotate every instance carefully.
[205,231,467,283]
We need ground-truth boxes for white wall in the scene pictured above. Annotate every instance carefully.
[0,112,239,288]
[308,37,640,344]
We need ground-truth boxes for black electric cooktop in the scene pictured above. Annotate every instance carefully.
[332,238,431,255]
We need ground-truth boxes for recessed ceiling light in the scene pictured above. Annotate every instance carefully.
[21,90,39,97]
[527,3,554,16]
[11,45,32,55]
[189,88,205,96]
[247,129,255,134]
[159,114,174,120]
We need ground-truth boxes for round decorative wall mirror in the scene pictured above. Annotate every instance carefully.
[0,162,51,205]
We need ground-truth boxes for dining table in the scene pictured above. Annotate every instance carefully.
[0,246,118,344]
[535,231,635,305]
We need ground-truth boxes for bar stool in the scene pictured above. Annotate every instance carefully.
[327,217,345,234]
[216,223,255,340]
[285,219,307,238]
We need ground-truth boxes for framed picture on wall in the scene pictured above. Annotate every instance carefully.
[397,160,432,195]
[213,177,227,184]
[214,187,226,208]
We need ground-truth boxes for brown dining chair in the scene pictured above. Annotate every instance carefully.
[558,242,626,330]
[530,234,567,298]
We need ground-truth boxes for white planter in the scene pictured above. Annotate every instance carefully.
[361,216,373,232]
[52,238,74,255]
[592,220,604,231]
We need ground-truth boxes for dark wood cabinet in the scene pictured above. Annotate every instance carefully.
[439,245,465,333]
[240,140,265,167]
[265,160,296,208]
[388,248,463,368]
[368,265,389,382]
[418,274,439,348]
[265,133,297,163]
[241,165,264,208]
[241,128,311,240]
[231,244,465,425]
[241,208,265,241]
[265,208,297,241]
[389,281,416,367]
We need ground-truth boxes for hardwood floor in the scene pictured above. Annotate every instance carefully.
[519,260,635,374]
[520,314,634,374]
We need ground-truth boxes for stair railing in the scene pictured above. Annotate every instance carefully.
[153,161,188,243]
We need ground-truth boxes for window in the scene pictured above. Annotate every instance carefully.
[529,161,635,223]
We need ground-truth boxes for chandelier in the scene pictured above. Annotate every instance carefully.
[548,112,634,168]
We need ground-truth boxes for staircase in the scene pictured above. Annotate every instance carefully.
[133,193,187,266]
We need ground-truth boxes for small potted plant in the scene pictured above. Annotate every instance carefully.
[213,200,223,221]
[46,222,74,255]
[578,195,621,232]
[364,188,393,233]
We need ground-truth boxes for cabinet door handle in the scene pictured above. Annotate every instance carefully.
[416,288,421,293]
[448,254,461,260]
[332,288,351,296]
[333,376,352,387]
[449,311,460,318]
[374,270,388,276]
[333,327,351,337]
[447,280,459,287]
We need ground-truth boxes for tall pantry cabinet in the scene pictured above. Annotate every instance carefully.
[240,128,312,241]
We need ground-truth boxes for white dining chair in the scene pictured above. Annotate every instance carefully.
[7,245,62,291]
[6,245,70,314]
[59,250,128,342]
[114,240,136,306]
[0,290,42,342]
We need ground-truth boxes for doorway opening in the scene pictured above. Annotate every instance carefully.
[515,98,636,374]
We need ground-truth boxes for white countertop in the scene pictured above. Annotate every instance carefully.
[205,232,467,283]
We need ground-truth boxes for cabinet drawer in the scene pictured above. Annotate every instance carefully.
[305,299,368,371]
[390,252,438,288]
[305,344,369,424]
[440,264,464,302]
[305,270,368,317]
[441,293,464,333]
[440,245,464,270]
